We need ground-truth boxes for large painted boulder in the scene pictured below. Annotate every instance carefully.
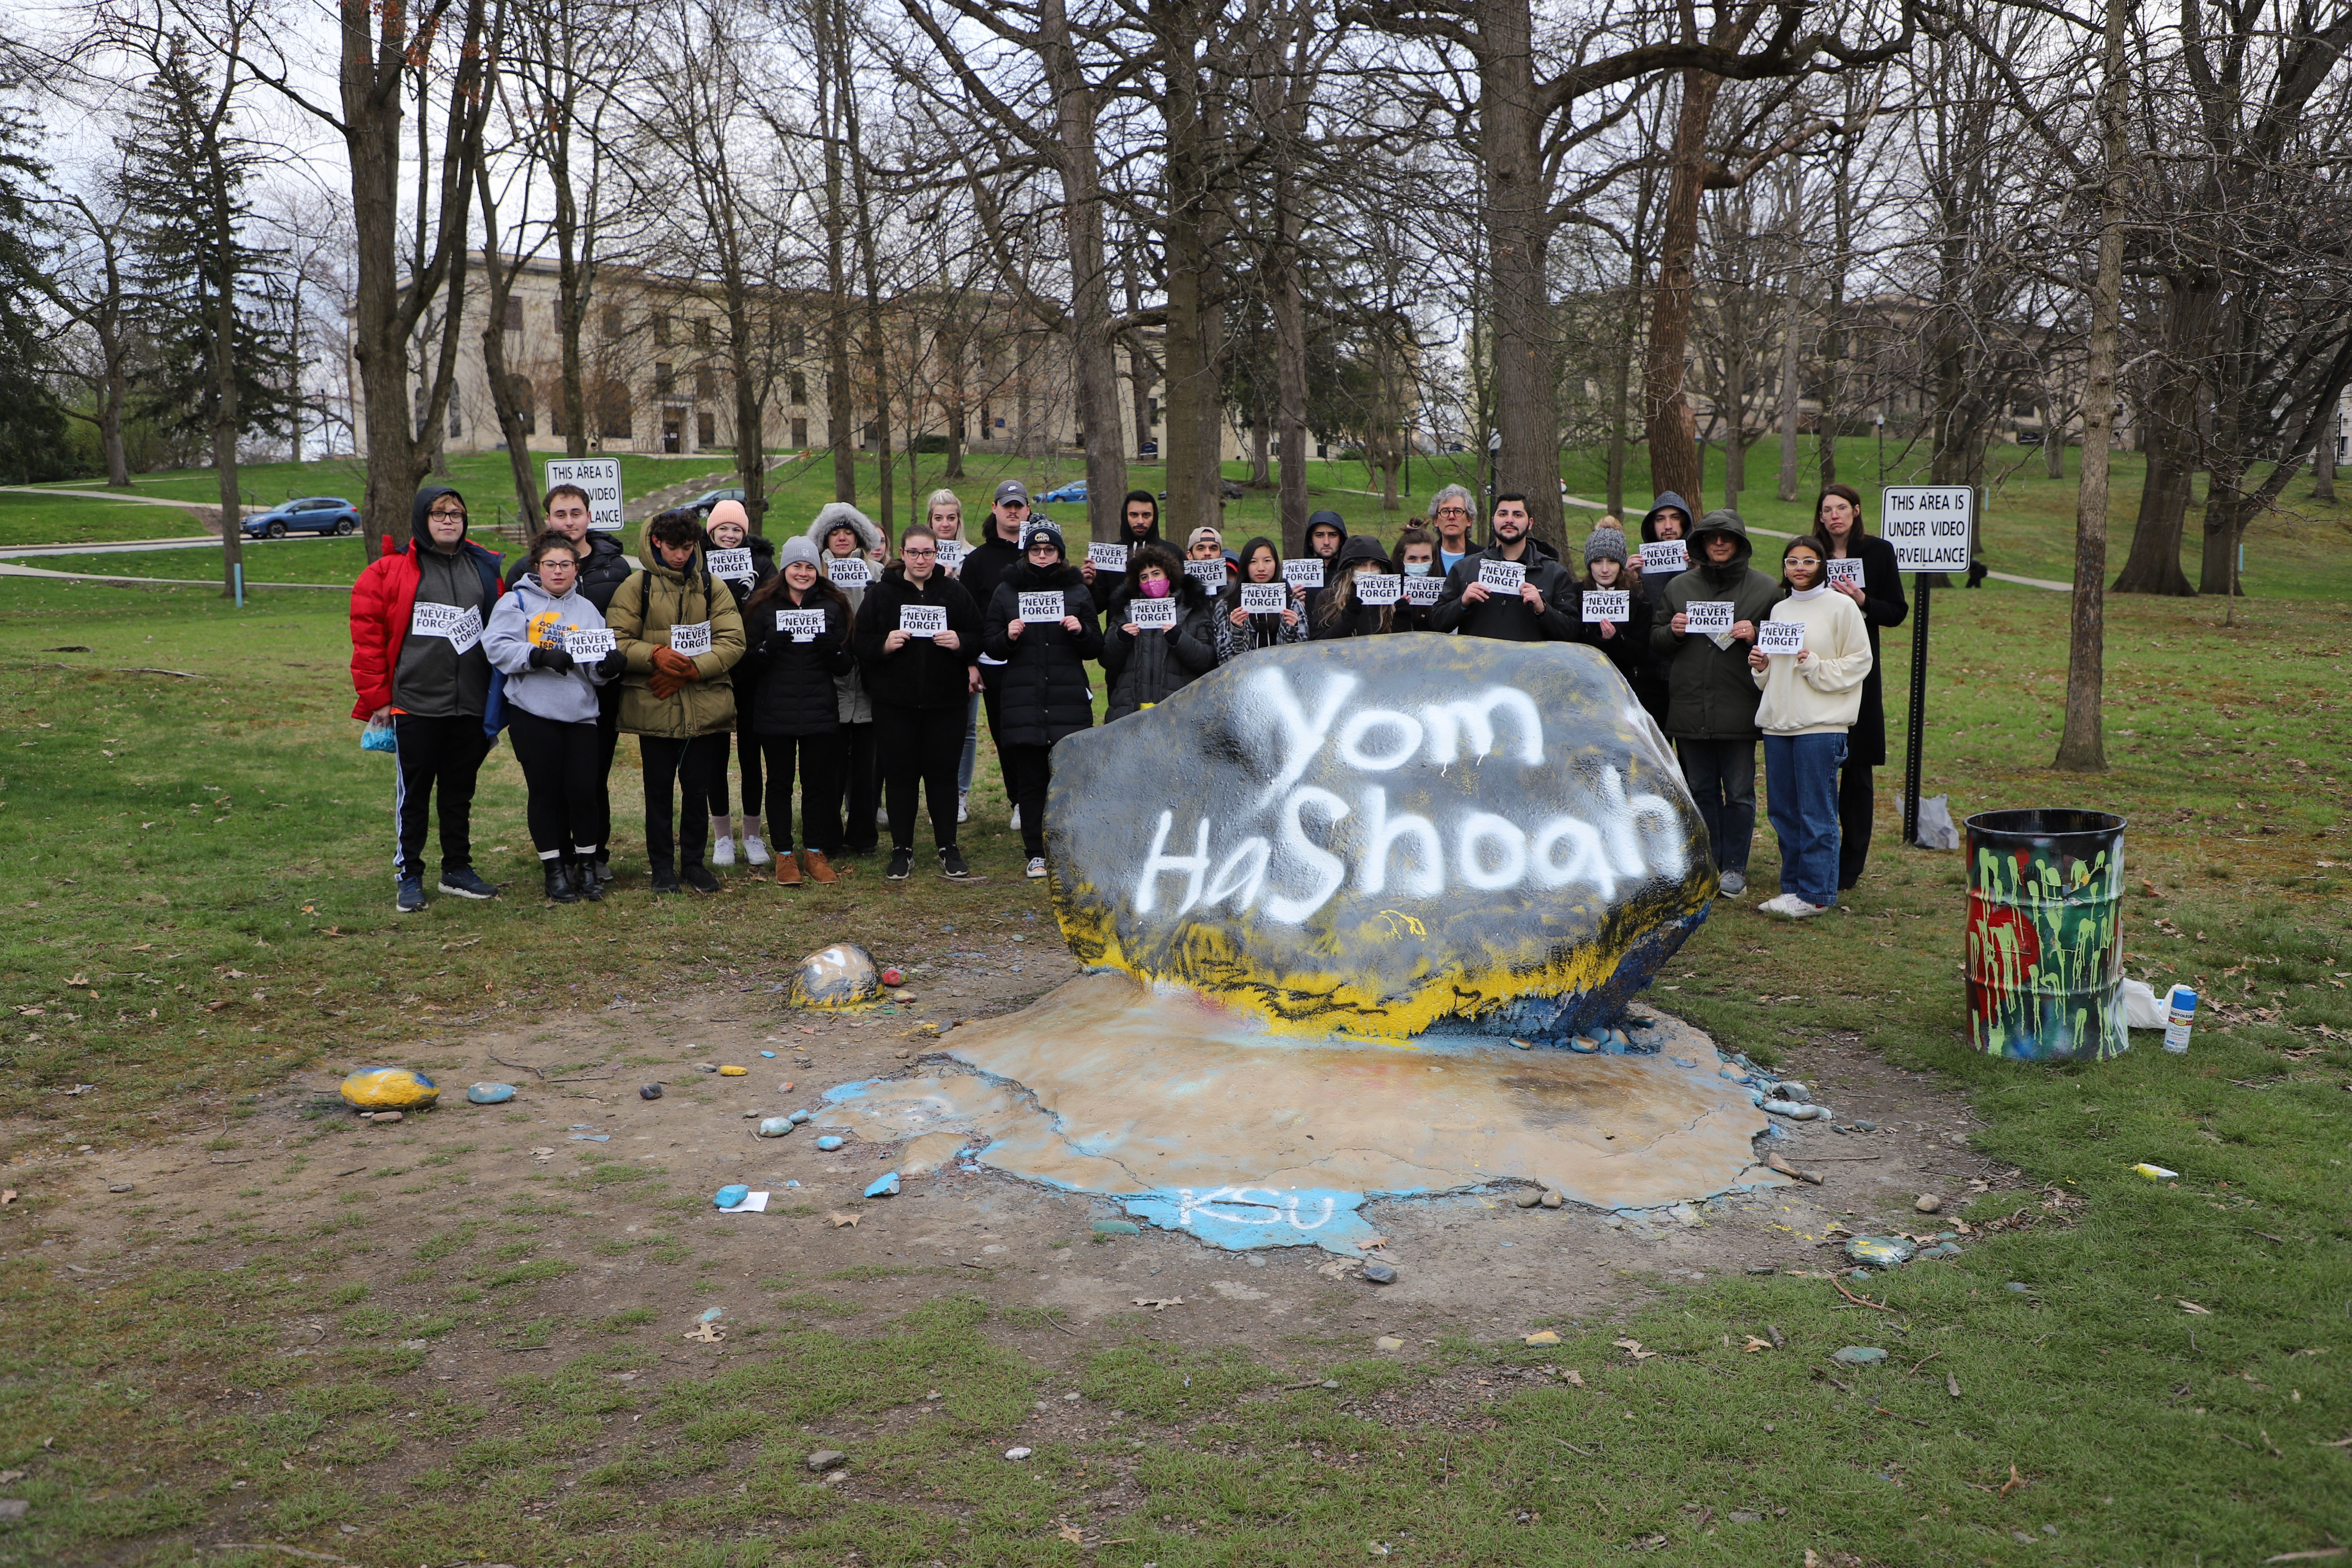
[1046,637,1715,1039]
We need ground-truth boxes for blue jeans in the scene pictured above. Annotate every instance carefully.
[957,691,980,795]
[1675,738,1756,877]
[1764,732,1847,907]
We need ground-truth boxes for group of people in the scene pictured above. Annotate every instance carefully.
[348,471,1898,920]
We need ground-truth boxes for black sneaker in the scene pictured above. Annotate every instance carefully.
[438,867,498,899]
[886,847,914,880]
[650,864,682,894]
[395,875,426,913]
[939,846,969,879]
[683,864,721,894]
[544,864,580,903]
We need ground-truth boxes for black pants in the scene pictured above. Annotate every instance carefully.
[1838,758,1876,890]
[980,666,1012,783]
[1674,737,1757,878]
[1004,741,1054,859]
[392,713,490,879]
[595,683,622,861]
[637,733,727,871]
[875,702,964,853]
[712,708,764,819]
[835,721,879,854]
[507,709,608,864]
[758,733,844,853]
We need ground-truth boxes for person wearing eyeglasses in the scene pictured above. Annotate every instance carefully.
[1429,484,1477,574]
[856,525,983,880]
[348,485,507,913]
[981,518,1102,879]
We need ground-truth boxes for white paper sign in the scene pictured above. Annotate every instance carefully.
[1881,485,1975,571]
[1825,558,1864,588]
[1640,540,1689,574]
[669,620,713,656]
[1582,590,1631,624]
[1477,558,1527,594]
[1018,591,1067,624]
[934,539,971,570]
[1403,574,1445,606]
[900,605,947,638]
[1087,542,1129,572]
[826,556,872,588]
[1683,600,1735,635]
[778,609,826,643]
[1282,557,1325,589]
[1129,597,1179,631]
[1758,618,1807,655]
[1240,584,1288,615]
[545,456,623,532]
[705,547,753,582]
[563,627,616,658]
[1355,573,1403,606]
[1184,559,1228,586]
[409,601,483,654]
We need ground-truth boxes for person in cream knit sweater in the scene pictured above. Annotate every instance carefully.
[1747,537,1873,917]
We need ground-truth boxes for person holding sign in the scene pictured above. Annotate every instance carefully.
[1747,537,1874,918]
[485,533,628,903]
[1311,535,1403,640]
[965,481,1034,829]
[1652,507,1779,896]
[982,518,1103,879]
[348,484,508,913]
[920,487,982,824]
[1808,483,1909,890]
[1571,525,1651,688]
[608,509,746,894]
[1081,490,1165,613]
[740,537,855,886]
[858,525,983,880]
[1629,491,1692,727]
[1427,492,1578,642]
[1104,543,1218,719]
[1215,536,1307,661]
[699,500,778,871]
[807,503,887,862]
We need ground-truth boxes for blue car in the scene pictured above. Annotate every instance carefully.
[243,496,360,538]
[1040,480,1088,504]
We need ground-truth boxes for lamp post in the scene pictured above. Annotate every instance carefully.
[1875,411,1886,490]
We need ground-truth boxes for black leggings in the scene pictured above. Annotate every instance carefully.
[636,732,726,871]
[1004,741,1053,859]
[1838,758,1876,890]
[835,720,879,853]
[710,708,763,818]
[507,709,609,862]
[758,733,845,853]
[874,702,963,853]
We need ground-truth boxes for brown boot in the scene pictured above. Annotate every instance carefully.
[773,848,802,887]
[801,850,839,885]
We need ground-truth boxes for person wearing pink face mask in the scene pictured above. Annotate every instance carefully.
[1102,542,1217,721]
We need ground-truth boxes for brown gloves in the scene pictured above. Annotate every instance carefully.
[648,645,703,699]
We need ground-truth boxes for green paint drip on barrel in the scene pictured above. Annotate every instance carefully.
[1962,808,2128,1062]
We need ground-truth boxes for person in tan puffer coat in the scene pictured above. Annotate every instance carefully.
[607,508,745,893]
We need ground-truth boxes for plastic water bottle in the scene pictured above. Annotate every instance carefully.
[2163,986,2197,1054]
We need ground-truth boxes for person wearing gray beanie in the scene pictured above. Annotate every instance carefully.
[1584,526,1629,568]
[1575,523,1649,690]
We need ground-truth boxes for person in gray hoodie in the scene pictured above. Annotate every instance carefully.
[808,502,885,859]
[1651,507,1781,895]
[484,533,628,903]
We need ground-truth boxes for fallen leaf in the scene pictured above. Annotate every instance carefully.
[1359,1234,1389,1250]
[1563,1369,1584,1387]
[1057,1524,1085,1545]
[2179,1299,2213,1315]
[827,1211,861,1228]
[1998,1462,2027,1498]
[1947,1372,1962,1398]
[1612,1338,1658,1361]
[1742,1335,1774,1354]
[0,1190,14,1205]
[683,1321,724,1343]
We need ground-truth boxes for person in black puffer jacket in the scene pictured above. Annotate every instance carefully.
[857,524,983,880]
[701,500,778,869]
[982,518,1102,877]
[1103,542,1216,720]
[1572,525,1652,691]
[743,536,851,885]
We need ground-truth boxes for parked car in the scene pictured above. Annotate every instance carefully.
[1137,441,1159,458]
[1040,480,1088,504]
[243,497,359,538]
[685,486,745,518]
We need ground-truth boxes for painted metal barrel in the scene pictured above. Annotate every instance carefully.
[1963,808,2128,1061]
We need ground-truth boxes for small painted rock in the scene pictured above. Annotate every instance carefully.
[718,1065,747,1076]
[639,1083,664,1100]
[790,942,882,1009]
[1513,1190,1543,1208]
[1831,1346,1888,1366]
[1361,1261,1398,1284]
[1771,1081,1813,1104]
[1567,1036,1601,1054]
[760,1050,776,1058]
[1539,1190,1565,1208]
[815,1135,844,1151]
[1004,1447,1032,1461]
[1914,1193,1944,1214]
[338,1067,439,1111]
[758,1117,795,1138]
[466,1083,517,1105]
[865,1171,900,1198]
[1845,1236,1916,1269]
[787,1110,813,1124]
[365,1111,403,1123]
[714,1184,750,1209]
[1853,1119,1878,1131]
[880,967,905,986]
[1091,1219,1139,1235]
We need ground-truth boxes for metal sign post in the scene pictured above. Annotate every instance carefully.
[1881,485,1975,846]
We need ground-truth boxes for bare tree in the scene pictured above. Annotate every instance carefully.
[44,190,138,487]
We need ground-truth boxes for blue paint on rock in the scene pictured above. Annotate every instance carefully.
[865,1171,900,1197]
[466,1082,517,1104]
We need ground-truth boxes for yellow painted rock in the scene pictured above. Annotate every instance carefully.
[338,1067,439,1111]
[717,1065,748,1076]
[789,942,881,1009]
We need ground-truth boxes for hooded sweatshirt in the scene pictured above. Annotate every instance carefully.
[502,526,631,611]
[805,503,884,725]
[1087,490,1165,615]
[348,484,505,720]
[1751,583,1874,734]
[483,571,615,724]
[1651,508,1782,741]
[1297,509,1349,625]
[1309,535,1403,640]
[1102,559,1217,717]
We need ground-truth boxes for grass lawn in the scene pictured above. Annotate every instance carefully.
[0,475,2347,1563]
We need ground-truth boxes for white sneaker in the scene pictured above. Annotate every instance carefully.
[1788,898,1831,919]
[743,835,772,867]
[957,793,970,824]
[1757,893,1802,917]
[712,835,736,868]
[1010,805,1022,831]
[1026,856,1048,880]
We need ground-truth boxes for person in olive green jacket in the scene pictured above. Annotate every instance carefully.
[608,508,746,893]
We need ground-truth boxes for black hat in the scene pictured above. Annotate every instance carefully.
[1020,518,1065,556]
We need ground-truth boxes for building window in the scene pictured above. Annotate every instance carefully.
[601,305,623,338]
[789,371,808,404]
[787,325,806,357]
[503,297,524,332]
[652,314,672,348]
[594,380,631,440]
[692,317,712,349]
[654,362,675,398]
[695,366,716,400]
[697,410,716,447]
[1148,397,1160,427]
[791,416,808,446]
[448,403,462,439]
[509,374,536,436]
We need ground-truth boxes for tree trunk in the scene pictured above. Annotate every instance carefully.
[2038,390,2064,478]
[1642,67,1723,514]
[207,141,243,597]
[2112,274,2216,595]
[1040,0,1125,540]
[816,2,857,505]
[2318,407,2339,501]
[1476,0,1565,549]
[1776,227,1801,503]
[1158,0,1225,544]
[476,143,544,539]
[731,299,768,533]
[1816,133,1850,490]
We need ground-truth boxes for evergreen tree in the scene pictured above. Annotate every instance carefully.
[0,94,70,484]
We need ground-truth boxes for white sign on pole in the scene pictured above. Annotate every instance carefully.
[1355,573,1403,606]
[900,605,948,638]
[1581,590,1630,624]
[1239,584,1288,615]
[1129,597,1179,631]
[545,457,623,532]
[1019,591,1067,624]
[1880,485,1975,572]
[1640,540,1688,574]
[1757,618,1807,655]
[1683,600,1735,635]
[1282,557,1325,589]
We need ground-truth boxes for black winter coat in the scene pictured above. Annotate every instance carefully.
[1426,546,1581,641]
[983,561,1104,746]
[1825,533,1907,767]
[1573,582,1653,689]
[856,566,983,710]
[1103,576,1217,720]
[715,537,778,707]
[745,593,851,738]
[504,528,633,614]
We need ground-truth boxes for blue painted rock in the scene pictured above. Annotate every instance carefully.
[864,1171,900,1198]
[1845,1236,1915,1268]
[339,1067,439,1111]
[815,1135,844,1152]
[1831,1346,1888,1366]
[790,943,880,1009]
[714,1184,750,1209]
[1046,639,1714,1039]
[757,1117,795,1138]
[466,1082,517,1105]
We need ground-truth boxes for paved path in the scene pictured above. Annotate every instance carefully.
[0,561,342,589]
[0,485,257,513]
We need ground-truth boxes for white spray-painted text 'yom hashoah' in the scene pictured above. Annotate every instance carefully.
[1130,670,1690,925]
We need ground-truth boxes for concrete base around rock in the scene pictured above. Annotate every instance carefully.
[816,972,1786,1254]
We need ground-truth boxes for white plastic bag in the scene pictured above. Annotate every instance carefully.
[2121,977,2165,1029]
[1914,794,1960,850]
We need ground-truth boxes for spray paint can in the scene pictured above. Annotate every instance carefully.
[2163,986,2198,1054]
